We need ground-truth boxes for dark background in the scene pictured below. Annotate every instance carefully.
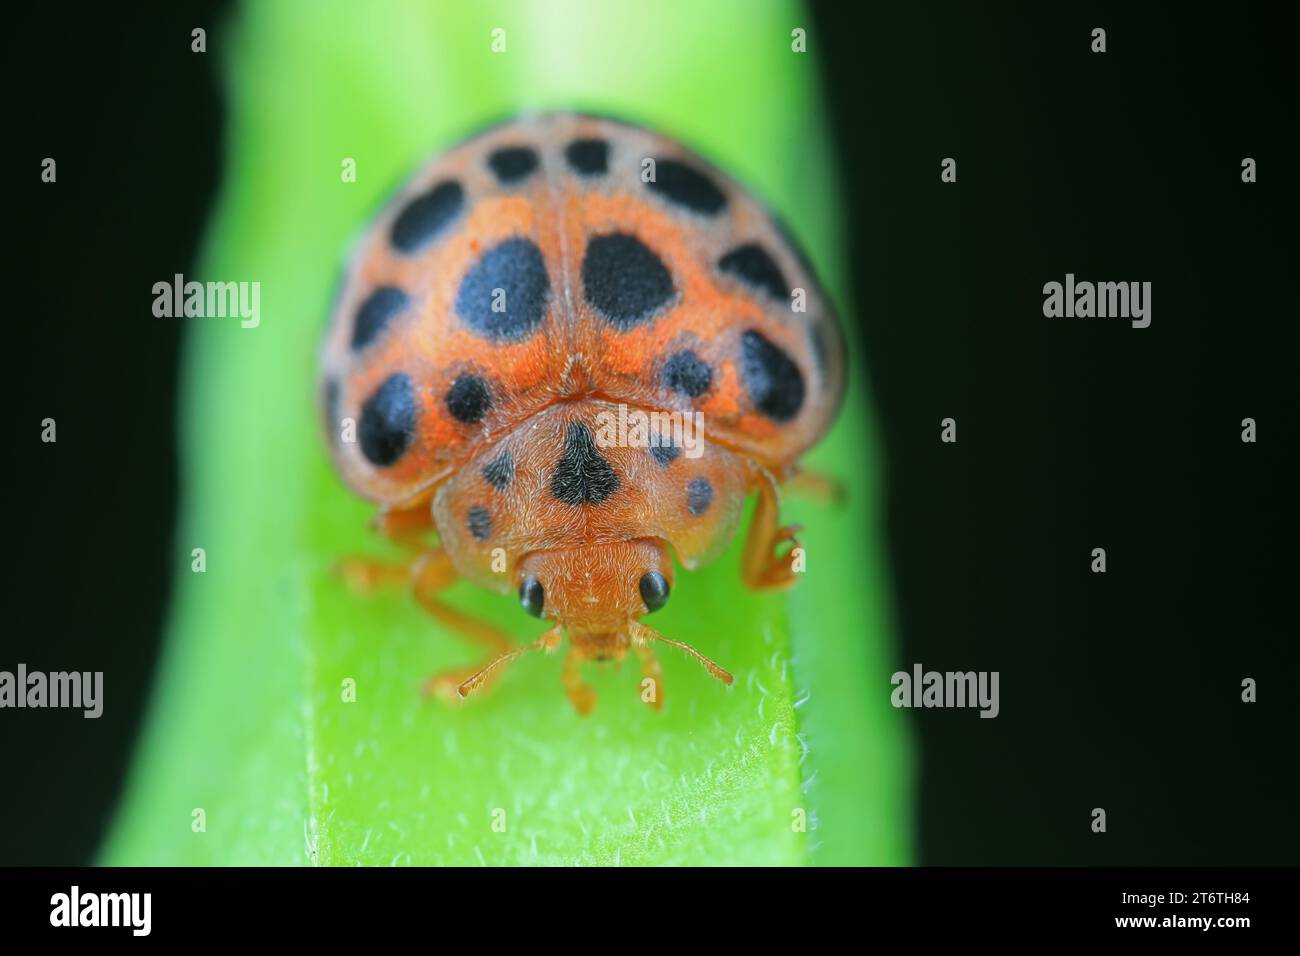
[3,2,1296,865]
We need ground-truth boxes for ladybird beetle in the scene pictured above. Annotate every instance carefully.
[320,113,845,713]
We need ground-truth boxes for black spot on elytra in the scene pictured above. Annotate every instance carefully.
[649,439,680,467]
[550,422,619,506]
[661,350,712,398]
[467,506,492,541]
[359,373,416,466]
[351,286,410,351]
[646,158,726,215]
[487,146,538,184]
[718,243,790,301]
[482,449,514,490]
[445,375,492,424]
[565,138,608,175]
[455,237,550,341]
[740,330,805,422]
[686,477,714,516]
[391,181,464,253]
[582,233,675,330]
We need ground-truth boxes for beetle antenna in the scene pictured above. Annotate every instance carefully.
[458,625,563,699]
[627,620,733,686]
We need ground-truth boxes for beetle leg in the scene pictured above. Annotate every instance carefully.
[741,465,803,591]
[782,466,847,506]
[410,549,523,702]
[334,555,410,592]
[562,647,598,716]
[371,501,436,550]
[333,501,437,590]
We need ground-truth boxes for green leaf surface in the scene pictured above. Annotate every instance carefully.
[103,0,912,866]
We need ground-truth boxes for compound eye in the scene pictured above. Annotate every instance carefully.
[638,570,670,614]
[519,576,545,618]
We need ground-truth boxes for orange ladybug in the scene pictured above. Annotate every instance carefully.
[319,113,845,713]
